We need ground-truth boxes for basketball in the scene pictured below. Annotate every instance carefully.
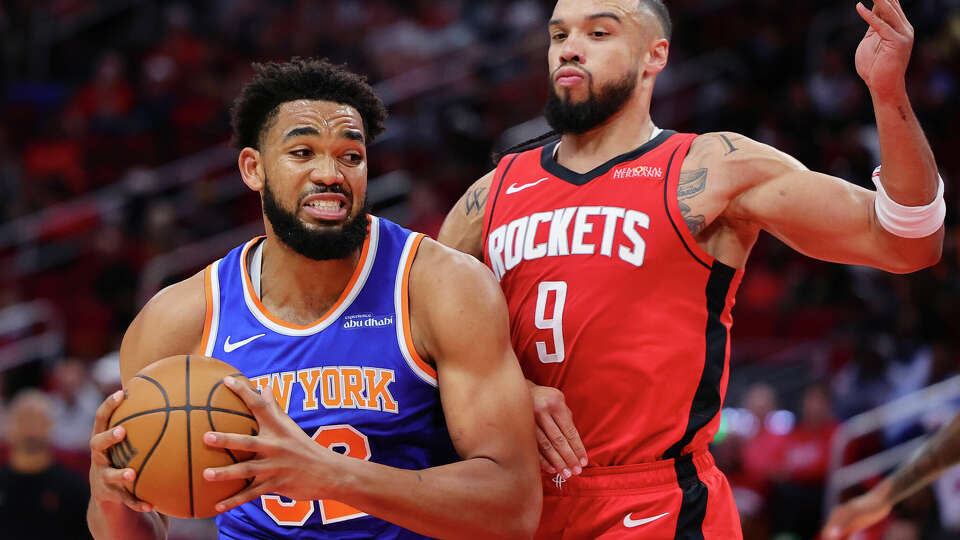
[107,355,259,519]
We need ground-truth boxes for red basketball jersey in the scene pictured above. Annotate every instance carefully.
[482,131,744,466]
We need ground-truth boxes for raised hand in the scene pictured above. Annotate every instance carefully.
[89,389,154,513]
[822,487,893,539]
[202,376,339,512]
[529,383,588,477]
[855,0,914,99]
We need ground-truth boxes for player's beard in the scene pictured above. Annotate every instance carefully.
[544,68,639,134]
[262,175,370,261]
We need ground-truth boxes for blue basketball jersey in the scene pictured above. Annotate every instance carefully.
[199,216,458,539]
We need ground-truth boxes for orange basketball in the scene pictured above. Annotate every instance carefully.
[107,355,259,518]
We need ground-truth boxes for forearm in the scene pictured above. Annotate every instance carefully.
[87,500,168,540]
[880,413,960,505]
[872,91,938,205]
[331,456,540,539]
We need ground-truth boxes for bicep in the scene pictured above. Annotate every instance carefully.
[734,169,886,265]
[415,248,536,464]
[437,171,495,260]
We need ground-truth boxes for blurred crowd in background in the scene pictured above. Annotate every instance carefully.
[0,0,959,538]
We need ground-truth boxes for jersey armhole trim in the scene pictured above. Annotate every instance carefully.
[482,153,520,260]
[395,233,438,387]
[200,260,221,356]
[663,136,715,270]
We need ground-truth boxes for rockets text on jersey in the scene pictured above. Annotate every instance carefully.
[482,131,744,467]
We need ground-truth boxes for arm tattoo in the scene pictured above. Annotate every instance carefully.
[886,413,960,504]
[678,168,708,236]
[464,186,488,216]
[717,133,741,155]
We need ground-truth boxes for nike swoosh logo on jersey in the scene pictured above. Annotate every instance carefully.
[505,177,549,195]
[623,512,670,528]
[223,334,266,353]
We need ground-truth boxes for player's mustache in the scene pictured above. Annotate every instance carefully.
[551,63,592,80]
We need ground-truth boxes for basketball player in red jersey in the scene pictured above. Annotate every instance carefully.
[439,0,943,537]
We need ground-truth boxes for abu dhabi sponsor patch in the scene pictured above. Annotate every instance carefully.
[343,313,395,330]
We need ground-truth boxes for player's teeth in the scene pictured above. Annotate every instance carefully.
[307,201,339,210]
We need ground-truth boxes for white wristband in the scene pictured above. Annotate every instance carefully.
[872,166,946,239]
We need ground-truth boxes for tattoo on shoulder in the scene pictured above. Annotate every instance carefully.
[678,168,707,198]
[678,168,708,236]
[717,133,743,155]
[464,186,488,216]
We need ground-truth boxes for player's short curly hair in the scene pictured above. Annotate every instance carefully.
[230,57,387,150]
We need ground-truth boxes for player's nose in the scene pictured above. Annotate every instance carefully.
[308,155,342,185]
[559,34,585,65]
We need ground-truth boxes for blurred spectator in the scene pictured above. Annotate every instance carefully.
[67,51,134,133]
[740,383,786,495]
[91,351,122,397]
[0,390,90,540]
[48,358,102,453]
[768,383,838,539]
[833,336,895,420]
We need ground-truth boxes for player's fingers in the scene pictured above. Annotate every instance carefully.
[873,0,909,30]
[554,407,589,467]
[224,376,279,423]
[537,413,582,474]
[203,460,260,482]
[856,2,900,41]
[214,482,267,513]
[536,425,570,477]
[111,486,154,513]
[101,466,137,491]
[92,390,126,436]
[538,454,556,475]
[95,469,151,512]
[822,506,855,539]
[90,425,126,454]
[888,0,911,27]
[203,431,265,453]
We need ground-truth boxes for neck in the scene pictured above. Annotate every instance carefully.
[258,234,363,326]
[10,448,52,474]
[557,91,657,171]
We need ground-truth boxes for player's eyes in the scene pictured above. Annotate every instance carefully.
[290,149,312,158]
[344,153,363,164]
[591,30,609,38]
[551,32,567,41]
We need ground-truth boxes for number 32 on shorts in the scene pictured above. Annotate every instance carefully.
[261,424,371,526]
[535,281,567,364]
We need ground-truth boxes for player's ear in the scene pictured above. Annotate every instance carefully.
[645,38,669,76]
[238,147,264,191]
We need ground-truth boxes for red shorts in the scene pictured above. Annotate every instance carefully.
[535,451,742,539]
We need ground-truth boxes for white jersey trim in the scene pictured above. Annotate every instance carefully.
[394,233,438,387]
[240,217,380,336]
[203,259,221,356]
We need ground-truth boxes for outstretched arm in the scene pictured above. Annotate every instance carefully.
[823,412,960,539]
[722,0,941,273]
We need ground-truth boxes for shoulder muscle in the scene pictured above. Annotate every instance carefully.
[408,237,509,366]
[119,271,206,384]
[437,170,496,260]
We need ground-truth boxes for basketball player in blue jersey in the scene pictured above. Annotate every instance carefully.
[87,58,542,539]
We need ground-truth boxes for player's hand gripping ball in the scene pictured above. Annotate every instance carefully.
[107,355,259,518]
